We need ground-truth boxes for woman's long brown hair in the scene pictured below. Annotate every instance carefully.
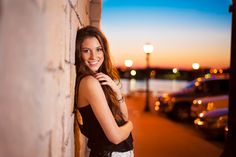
[74,26,124,121]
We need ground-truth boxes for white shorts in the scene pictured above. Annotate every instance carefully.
[111,150,134,157]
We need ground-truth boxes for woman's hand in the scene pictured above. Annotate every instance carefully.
[94,73,129,120]
[94,73,122,99]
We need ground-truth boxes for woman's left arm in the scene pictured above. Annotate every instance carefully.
[94,73,129,120]
[117,97,128,121]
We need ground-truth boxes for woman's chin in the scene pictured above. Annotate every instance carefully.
[88,67,99,72]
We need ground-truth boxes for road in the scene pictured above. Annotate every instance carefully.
[126,92,224,157]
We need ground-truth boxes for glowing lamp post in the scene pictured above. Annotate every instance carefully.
[192,63,200,79]
[192,63,200,70]
[124,59,133,96]
[124,59,133,69]
[143,43,153,112]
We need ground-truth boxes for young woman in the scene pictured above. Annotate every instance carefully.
[74,26,134,157]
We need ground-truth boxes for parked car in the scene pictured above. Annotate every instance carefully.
[191,94,228,118]
[154,75,229,120]
[194,108,228,139]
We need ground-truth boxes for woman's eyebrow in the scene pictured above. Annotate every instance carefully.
[81,45,102,49]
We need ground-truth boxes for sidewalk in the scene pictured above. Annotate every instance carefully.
[125,92,223,157]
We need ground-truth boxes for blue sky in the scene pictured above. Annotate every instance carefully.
[101,0,232,69]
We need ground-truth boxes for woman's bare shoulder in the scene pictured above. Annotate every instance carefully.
[80,75,101,89]
[79,75,106,108]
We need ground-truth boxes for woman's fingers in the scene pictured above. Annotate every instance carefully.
[94,73,111,85]
[95,76,109,83]
[94,73,119,91]
[95,73,111,81]
[96,76,106,81]
[95,73,109,80]
[94,73,121,95]
[100,81,109,85]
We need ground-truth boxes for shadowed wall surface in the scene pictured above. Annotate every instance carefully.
[0,0,101,157]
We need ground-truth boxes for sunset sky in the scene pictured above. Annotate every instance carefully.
[101,0,232,70]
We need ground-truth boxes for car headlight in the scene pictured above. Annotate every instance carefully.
[154,101,160,111]
[193,99,202,105]
[194,118,204,126]
[199,111,206,118]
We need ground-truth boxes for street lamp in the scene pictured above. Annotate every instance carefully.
[124,59,133,68]
[143,43,154,112]
[124,59,133,96]
[192,63,200,70]
[192,63,200,79]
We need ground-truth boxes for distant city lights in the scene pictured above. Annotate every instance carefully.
[130,70,136,76]
[172,68,178,74]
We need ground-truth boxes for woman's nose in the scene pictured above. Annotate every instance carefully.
[90,50,97,59]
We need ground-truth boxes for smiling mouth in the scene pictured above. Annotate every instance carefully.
[88,60,99,65]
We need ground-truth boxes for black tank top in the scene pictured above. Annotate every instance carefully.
[77,105,133,152]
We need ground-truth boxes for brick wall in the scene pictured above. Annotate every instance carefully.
[0,0,101,157]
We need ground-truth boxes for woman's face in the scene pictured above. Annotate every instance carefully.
[81,37,104,72]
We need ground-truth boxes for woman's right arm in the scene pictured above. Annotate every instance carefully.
[79,76,133,144]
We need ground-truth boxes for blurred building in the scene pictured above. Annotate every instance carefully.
[117,67,230,81]
[0,0,101,157]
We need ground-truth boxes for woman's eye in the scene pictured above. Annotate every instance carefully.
[82,49,90,53]
[97,48,103,53]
